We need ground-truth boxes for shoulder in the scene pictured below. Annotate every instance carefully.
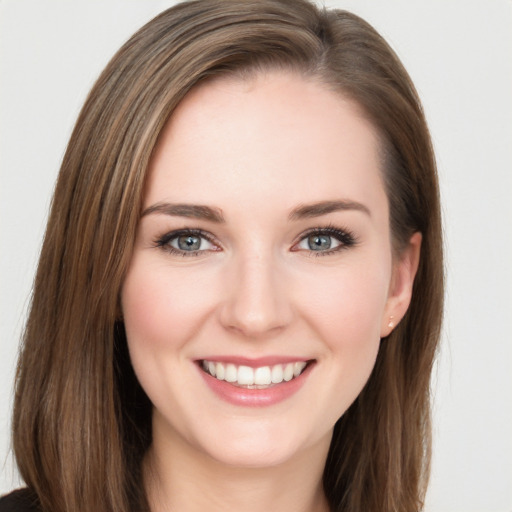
[0,489,41,512]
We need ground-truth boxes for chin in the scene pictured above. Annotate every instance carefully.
[193,418,330,470]
[206,440,303,469]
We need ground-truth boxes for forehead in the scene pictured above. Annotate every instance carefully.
[145,71,386,215]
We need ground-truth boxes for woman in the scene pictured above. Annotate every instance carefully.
[2,0,443,511]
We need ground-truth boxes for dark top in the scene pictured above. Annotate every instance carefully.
[0,489,41,512]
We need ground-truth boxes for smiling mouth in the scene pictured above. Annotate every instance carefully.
[200,360,311,389]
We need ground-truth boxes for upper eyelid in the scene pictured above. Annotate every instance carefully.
[156,228,221,249]
[292,226,357,251]
[154,225,356,251]
[162,228,216,240]
[293,225,355,242]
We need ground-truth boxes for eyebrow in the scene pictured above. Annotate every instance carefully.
[141,202,225,223]
[288,200,371,220]
[141,199,369,223]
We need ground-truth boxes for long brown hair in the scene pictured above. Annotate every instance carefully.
[12,1,443,511]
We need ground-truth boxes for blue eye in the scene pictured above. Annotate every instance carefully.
[294,227,356,255]
[172,234,212,252]
[301,234,340,251]
[155,230,217,255]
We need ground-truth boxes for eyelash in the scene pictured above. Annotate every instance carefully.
[293,225,358,257]
[153,225,357,257]
[154,229,220,257]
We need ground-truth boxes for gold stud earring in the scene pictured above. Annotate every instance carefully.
[387,316,395,329]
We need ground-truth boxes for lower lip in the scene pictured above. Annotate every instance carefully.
[197,363,314,407]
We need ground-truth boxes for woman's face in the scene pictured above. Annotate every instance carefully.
[121,71,419,468]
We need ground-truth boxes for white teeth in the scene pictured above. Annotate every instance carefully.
[237,365,254,385]
[294,361,307,377]
[201,360,309,387]
[283,363,294,382]
[225,363,237,383]
[271,364,284,383]
[215,362,225,380]
[254,366,272,386]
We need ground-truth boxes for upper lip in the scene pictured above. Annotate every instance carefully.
[196,356,313,368]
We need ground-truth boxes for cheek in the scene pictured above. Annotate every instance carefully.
[298,258,390,393]
[121,260,217,355]
[120,260,223,425]
[302,264,389,415]
[300,260,390,344]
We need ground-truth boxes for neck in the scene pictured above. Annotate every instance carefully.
[144,423,331,512]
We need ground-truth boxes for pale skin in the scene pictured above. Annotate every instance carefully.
[121,71,421,512]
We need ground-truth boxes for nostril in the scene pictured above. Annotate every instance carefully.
[216,259,295,339]
[218,295,292,337]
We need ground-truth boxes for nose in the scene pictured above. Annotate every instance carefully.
[218,251,293,338]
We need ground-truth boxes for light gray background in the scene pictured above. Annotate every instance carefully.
[1,1,511,511]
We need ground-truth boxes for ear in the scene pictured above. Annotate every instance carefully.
[380,232,422,337]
